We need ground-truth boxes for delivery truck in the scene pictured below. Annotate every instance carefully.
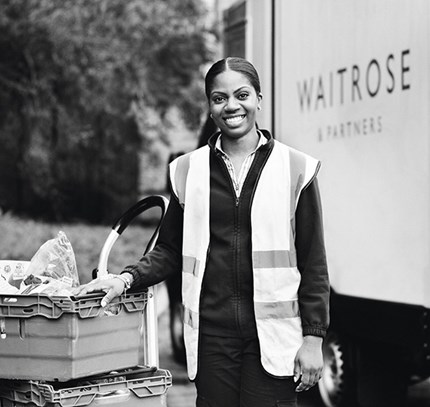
[218,0,430,406]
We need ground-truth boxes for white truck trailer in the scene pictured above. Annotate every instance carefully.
[220,0,430,406]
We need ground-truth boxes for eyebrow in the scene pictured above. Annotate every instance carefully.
[210,86,252,97]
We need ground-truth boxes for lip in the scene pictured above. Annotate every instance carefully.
[223,114,246,126]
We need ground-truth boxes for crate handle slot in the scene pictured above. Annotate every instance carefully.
[93,390,131,405]
[3,297,18,303]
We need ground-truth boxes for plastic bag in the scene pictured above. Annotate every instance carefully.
[24,231,80,288]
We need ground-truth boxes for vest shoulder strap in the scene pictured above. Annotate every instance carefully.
[169,146,210,206]
[283,143,321,191]
[169,153,191,205]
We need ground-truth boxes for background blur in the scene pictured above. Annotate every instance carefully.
[0,0,221,278]
[0,0,222,225]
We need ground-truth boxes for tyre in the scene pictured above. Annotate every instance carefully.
[319,332,409,407]
[354,339,408,407]
[318,331,357,407]
[170,300,186,364]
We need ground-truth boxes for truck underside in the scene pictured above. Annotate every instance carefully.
[320,290,430,406]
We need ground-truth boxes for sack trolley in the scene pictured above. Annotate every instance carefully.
[0,195,172,406]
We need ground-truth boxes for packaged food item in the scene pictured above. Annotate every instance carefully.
[0,232,79,296]
[0,261,29,290]
[25,231,79,288]
[0,277,18,294]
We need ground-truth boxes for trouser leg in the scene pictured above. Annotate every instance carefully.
[195,334,241,407]
[194,334,297,407]
[240,337,297,407]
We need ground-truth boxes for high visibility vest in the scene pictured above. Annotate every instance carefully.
[169,140,320,379]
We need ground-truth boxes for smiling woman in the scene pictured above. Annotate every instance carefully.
[75,57,330,407]
[206,59,262,149]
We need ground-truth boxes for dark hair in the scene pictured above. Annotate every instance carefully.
[204,57,261,99]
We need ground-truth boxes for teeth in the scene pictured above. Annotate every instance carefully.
[225,115,245,124]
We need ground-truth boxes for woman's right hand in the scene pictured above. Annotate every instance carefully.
[72,274,126,307]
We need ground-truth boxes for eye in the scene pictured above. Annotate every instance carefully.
[212,96,225,104]
[237,92,249,100]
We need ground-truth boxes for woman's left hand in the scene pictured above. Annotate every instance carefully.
[293,335,324,392]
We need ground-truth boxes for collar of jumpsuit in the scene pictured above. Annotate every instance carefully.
[214,130,268,198]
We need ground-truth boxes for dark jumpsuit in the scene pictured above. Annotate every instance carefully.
[123,130,329,407]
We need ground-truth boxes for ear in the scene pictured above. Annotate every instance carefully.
[258,92,263,109]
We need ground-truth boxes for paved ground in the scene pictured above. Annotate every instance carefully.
[155,283,430,407]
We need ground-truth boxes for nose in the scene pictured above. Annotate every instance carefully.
[225,97,240,111]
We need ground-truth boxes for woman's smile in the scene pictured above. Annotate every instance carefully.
[224,114,246,126]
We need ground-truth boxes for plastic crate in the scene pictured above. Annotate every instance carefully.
[0,366,172,407]
[0,292,148,381]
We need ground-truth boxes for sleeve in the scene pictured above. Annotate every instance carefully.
[295,178,330,337]
[121,190,183,288]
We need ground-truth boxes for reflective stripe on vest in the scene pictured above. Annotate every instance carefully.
[169,141,320,379]
[253,249,297,268]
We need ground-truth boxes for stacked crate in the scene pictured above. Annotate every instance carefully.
[0,196,172,406]
[0,290,172,406]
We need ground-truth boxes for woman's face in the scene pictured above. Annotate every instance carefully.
[208,70,262,139]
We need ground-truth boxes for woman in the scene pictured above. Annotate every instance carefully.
[76,57,330,407]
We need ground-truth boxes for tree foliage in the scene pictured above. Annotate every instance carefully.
[0,0,212,222]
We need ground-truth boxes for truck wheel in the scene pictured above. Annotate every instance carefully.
[319,331,357,407]
[170,301,186,364]
[354,340,408,407]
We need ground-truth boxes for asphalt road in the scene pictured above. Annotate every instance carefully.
[155,284,430,407]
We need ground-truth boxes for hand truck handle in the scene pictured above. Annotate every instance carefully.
[96,195,169,368]
[96,195,169,277]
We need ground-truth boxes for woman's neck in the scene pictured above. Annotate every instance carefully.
[221,129,260,158]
